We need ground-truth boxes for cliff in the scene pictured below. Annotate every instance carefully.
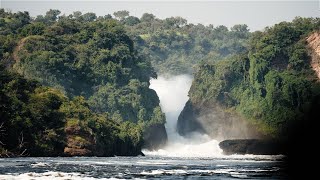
[307,32,320,80]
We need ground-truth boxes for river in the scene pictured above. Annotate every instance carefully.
[0,155,286,179]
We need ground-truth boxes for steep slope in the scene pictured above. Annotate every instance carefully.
[0,9,167,156]
[13,18,167,151]
[12,37,28,63]
[307,32,320,80]
[178,18,320,141]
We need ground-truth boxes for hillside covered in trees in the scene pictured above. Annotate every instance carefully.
[0,9,167,157]
[122,11,250,75]
[177,17,320,143]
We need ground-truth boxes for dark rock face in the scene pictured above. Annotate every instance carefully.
[219,139,285,155]
[177,100,205,136]
[177,100,260,140]
[143,123,168,150]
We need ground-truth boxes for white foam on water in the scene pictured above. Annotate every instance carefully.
[0,171,88,180]
[230,172,248,178]
[136,161,168,165]
[143,138,223,158]
[226,154,285,161]
[140,169,188,175]
[139,168,253,176]
[0,171,127,180]
[31,162,48,168]
[140,169,164,175]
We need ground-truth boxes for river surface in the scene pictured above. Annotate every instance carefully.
[0,155,286,179]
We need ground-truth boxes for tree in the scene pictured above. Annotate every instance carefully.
[140,13,155,22]
[113,10,129,20]
[165,17,187,28]
[82,12,96,22]
[20,22,46,36]
[45,9,61,22]
[231,24,249,32]
[123,16,140,26]
[73,11,82,20]
[35,15,46,23]
[104,14,112,20]
[14,11,31,26]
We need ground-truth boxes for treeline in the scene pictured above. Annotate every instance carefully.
[188,17,320,138]
[121,11,250,75]
[0,9,166,157]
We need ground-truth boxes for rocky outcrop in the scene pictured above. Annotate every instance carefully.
[307,32,320,80]
[64,125,95,156]
[143,123,168,150]
[177,100,260,141]
[177,100,205,136]
[64,147,92,156]
[219,139,285,155]
[63,119,164,156]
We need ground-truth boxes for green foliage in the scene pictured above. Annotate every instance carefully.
[5,9,160,127]
[12,16,157,98]
[113,10,129,21]
[0,64,66,156]
[0,9,164,156]
[62,97,144,156]
[190,54,248,105]
[88,79,162,124]
[123,14,250,75]
[149,106,166,125]
[189,17,320,138]
[0,62,146,156]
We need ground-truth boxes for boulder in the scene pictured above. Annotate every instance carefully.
[219,139,285,155]
[64,147,92,156]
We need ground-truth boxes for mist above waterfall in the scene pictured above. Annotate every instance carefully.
[145,75,223,157]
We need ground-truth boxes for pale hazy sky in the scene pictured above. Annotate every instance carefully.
[0,1,319,31]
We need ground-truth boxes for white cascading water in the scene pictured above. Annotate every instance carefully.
[143,75,223,157]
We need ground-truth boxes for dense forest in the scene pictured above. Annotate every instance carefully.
[0,9,167,157]
[178,17,320,142]
[122,11,250,75]
[1,8,319,157]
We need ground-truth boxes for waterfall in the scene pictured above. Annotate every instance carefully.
[143,75,223,157]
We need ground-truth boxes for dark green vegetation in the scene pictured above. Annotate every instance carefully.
[0,9,167,157]
[178,17,320,141]
[120,11,250,75]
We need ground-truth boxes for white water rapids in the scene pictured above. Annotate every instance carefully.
[143,75,223,157]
